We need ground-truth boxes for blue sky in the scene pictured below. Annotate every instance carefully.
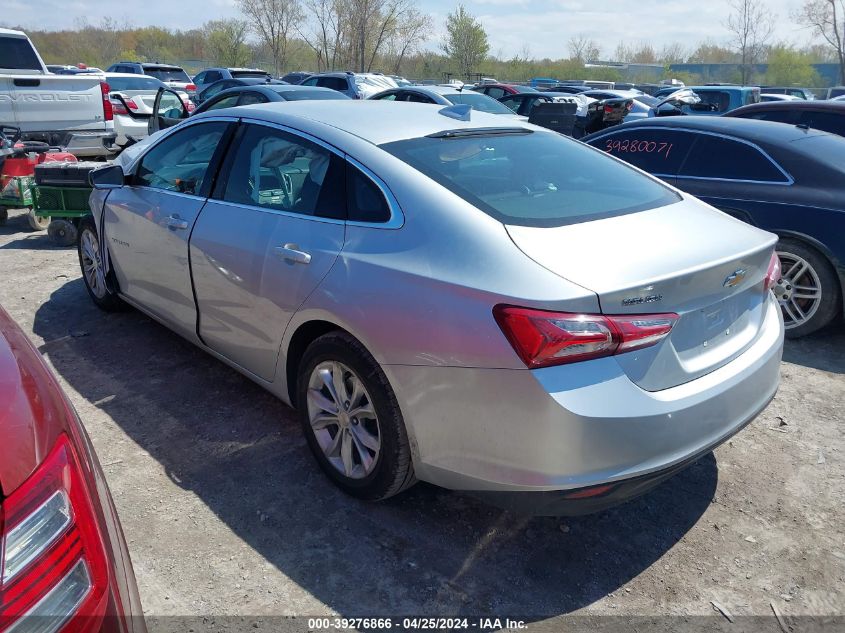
[6,0,814,60]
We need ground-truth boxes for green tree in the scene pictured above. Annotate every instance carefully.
[765,45,823,86]
[205,19,252,67]
[442,4,489,79]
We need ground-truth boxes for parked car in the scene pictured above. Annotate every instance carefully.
[106,73,193,147]
[538,84,591,94]
[651,85,760,114]
[195,77,285,105]
[495,92,602,135]
[192,67,272,93]
[80,100,782,514]
[106,61,196,97]
[760,94,802,102]
[299,72,397,99]
[760,86,815,100]
[583,116,845,337]
[194,84,349,114]
[47,64,104,75]
[0,304,145,632]
[726,99,845,137]
[369,85,524,118]
[0,28,116,156]
[472,83,539,99]
[825,86,845,99]
[581,89,659,121]
[280,71,313,84]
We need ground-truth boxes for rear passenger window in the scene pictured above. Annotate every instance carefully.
[590,129,695,176]
[680,135,789,182]
[220,124,345,218]
[485,87,505,99]
[238,92,268,106]
[347,164,391,223]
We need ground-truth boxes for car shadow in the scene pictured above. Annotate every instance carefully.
[782,322,845,375]
[0,209,59,249]
[33,279,717,619]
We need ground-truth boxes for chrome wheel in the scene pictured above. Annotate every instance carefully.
[775,250,822,330]
[306,361,380,480]
[80,229,107,299]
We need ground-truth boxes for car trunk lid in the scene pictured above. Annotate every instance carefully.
[506,198,777,391]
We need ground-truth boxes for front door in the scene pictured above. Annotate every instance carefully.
[148,87,189,135]
[190,122,346,380]
[103,120,233,340]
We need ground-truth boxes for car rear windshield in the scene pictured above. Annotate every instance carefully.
[106,76,164,91]
[0,37,42,71]
[232,71,271,79]
[446,92,514,115]
[381,130,680,227]
[145,67,191,82]
[274,89,348,101]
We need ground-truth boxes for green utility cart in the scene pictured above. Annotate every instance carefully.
[31,183,92,246]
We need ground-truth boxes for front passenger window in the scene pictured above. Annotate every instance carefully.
[135,122,229,196]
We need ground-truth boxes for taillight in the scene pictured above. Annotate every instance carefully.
[109,97,137,116]
[603,104,613,114]
[185,84,196,93]
[0,434,109,632]
[100,82,112,121]
[493,305,679,369]
[764,251,781,292]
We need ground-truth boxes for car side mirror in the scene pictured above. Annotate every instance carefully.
[89,164,125,189]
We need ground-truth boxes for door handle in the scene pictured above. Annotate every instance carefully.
[166,215,189,230]
[274,244,311,265]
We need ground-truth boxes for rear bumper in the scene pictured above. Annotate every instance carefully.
[21,130,117,157]
[385,293,783,507]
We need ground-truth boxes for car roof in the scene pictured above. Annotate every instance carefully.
[105,72,158,79]
[731,101,845,114]
[603,116,831,144]
[195,100,531,145]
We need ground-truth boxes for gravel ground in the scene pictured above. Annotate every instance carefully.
[1,207,843,631]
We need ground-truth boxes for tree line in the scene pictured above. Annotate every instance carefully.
[8,0,845,85]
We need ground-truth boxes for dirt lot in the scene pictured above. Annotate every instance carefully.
[1,207,843,631]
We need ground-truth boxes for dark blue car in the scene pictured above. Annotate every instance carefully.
[583,117,845,337]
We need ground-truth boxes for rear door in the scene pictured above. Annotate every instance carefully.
[189,121,346,380]
[103,119,234,339]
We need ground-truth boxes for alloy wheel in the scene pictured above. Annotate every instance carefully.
[80,229,107,299]
[306,361,381,479]
[774,250,822,330]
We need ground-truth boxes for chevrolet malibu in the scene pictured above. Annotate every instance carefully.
[79,101,784,514]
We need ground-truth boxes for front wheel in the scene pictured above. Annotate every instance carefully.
[297,331,415,501]
[77,217,126,312]
[775,238,840,338]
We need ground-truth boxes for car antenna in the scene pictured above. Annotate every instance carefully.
[438,104,472,121]
[796,123,810,131]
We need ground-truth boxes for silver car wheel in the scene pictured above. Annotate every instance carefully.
[80,229,107,299]
[775,250,822,330]
[306,361,381,480]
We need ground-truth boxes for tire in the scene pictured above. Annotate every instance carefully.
[297,331,415,501]
[0,208,7,225]
[27,209,50,231]
[775,238,841,339]
[48,219,78,246]
[77,216,126,312]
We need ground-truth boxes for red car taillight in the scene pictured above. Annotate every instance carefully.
[494,305,679,369]
[100,82,113,121]
[109,97,138,116]
[603,104,613,114]
[0,434,109,632]
[185,84,196,93]
[764,251,781,292]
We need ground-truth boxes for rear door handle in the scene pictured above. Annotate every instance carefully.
[274,244,311,265]
[166,215,189,230]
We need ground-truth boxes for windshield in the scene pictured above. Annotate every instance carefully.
[446,92,515,114]
[145,67,191,83]
[107,76,165,91]
[381,130,679,227]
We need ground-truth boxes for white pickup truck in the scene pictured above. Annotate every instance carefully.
[0,28,116,157]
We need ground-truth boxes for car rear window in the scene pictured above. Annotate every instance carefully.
[447,92,514,115]
[144,67,191,82]
[274,89,348,101]
[381,130,679,227]
[0,37,42,71]
[106,76,164,91]
[232,71,271,79]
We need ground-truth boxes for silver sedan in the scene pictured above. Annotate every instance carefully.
[80,101,784,514]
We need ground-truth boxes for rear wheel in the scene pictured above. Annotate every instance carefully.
[77,216,126,311]
[297,331,415,500]
[27,209,50,231]
[775,238,840,338]
[48,219,78,246]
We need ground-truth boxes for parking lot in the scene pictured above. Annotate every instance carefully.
[0,205,843,628]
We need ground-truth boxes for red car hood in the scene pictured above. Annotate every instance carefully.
[0,307,63,496]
